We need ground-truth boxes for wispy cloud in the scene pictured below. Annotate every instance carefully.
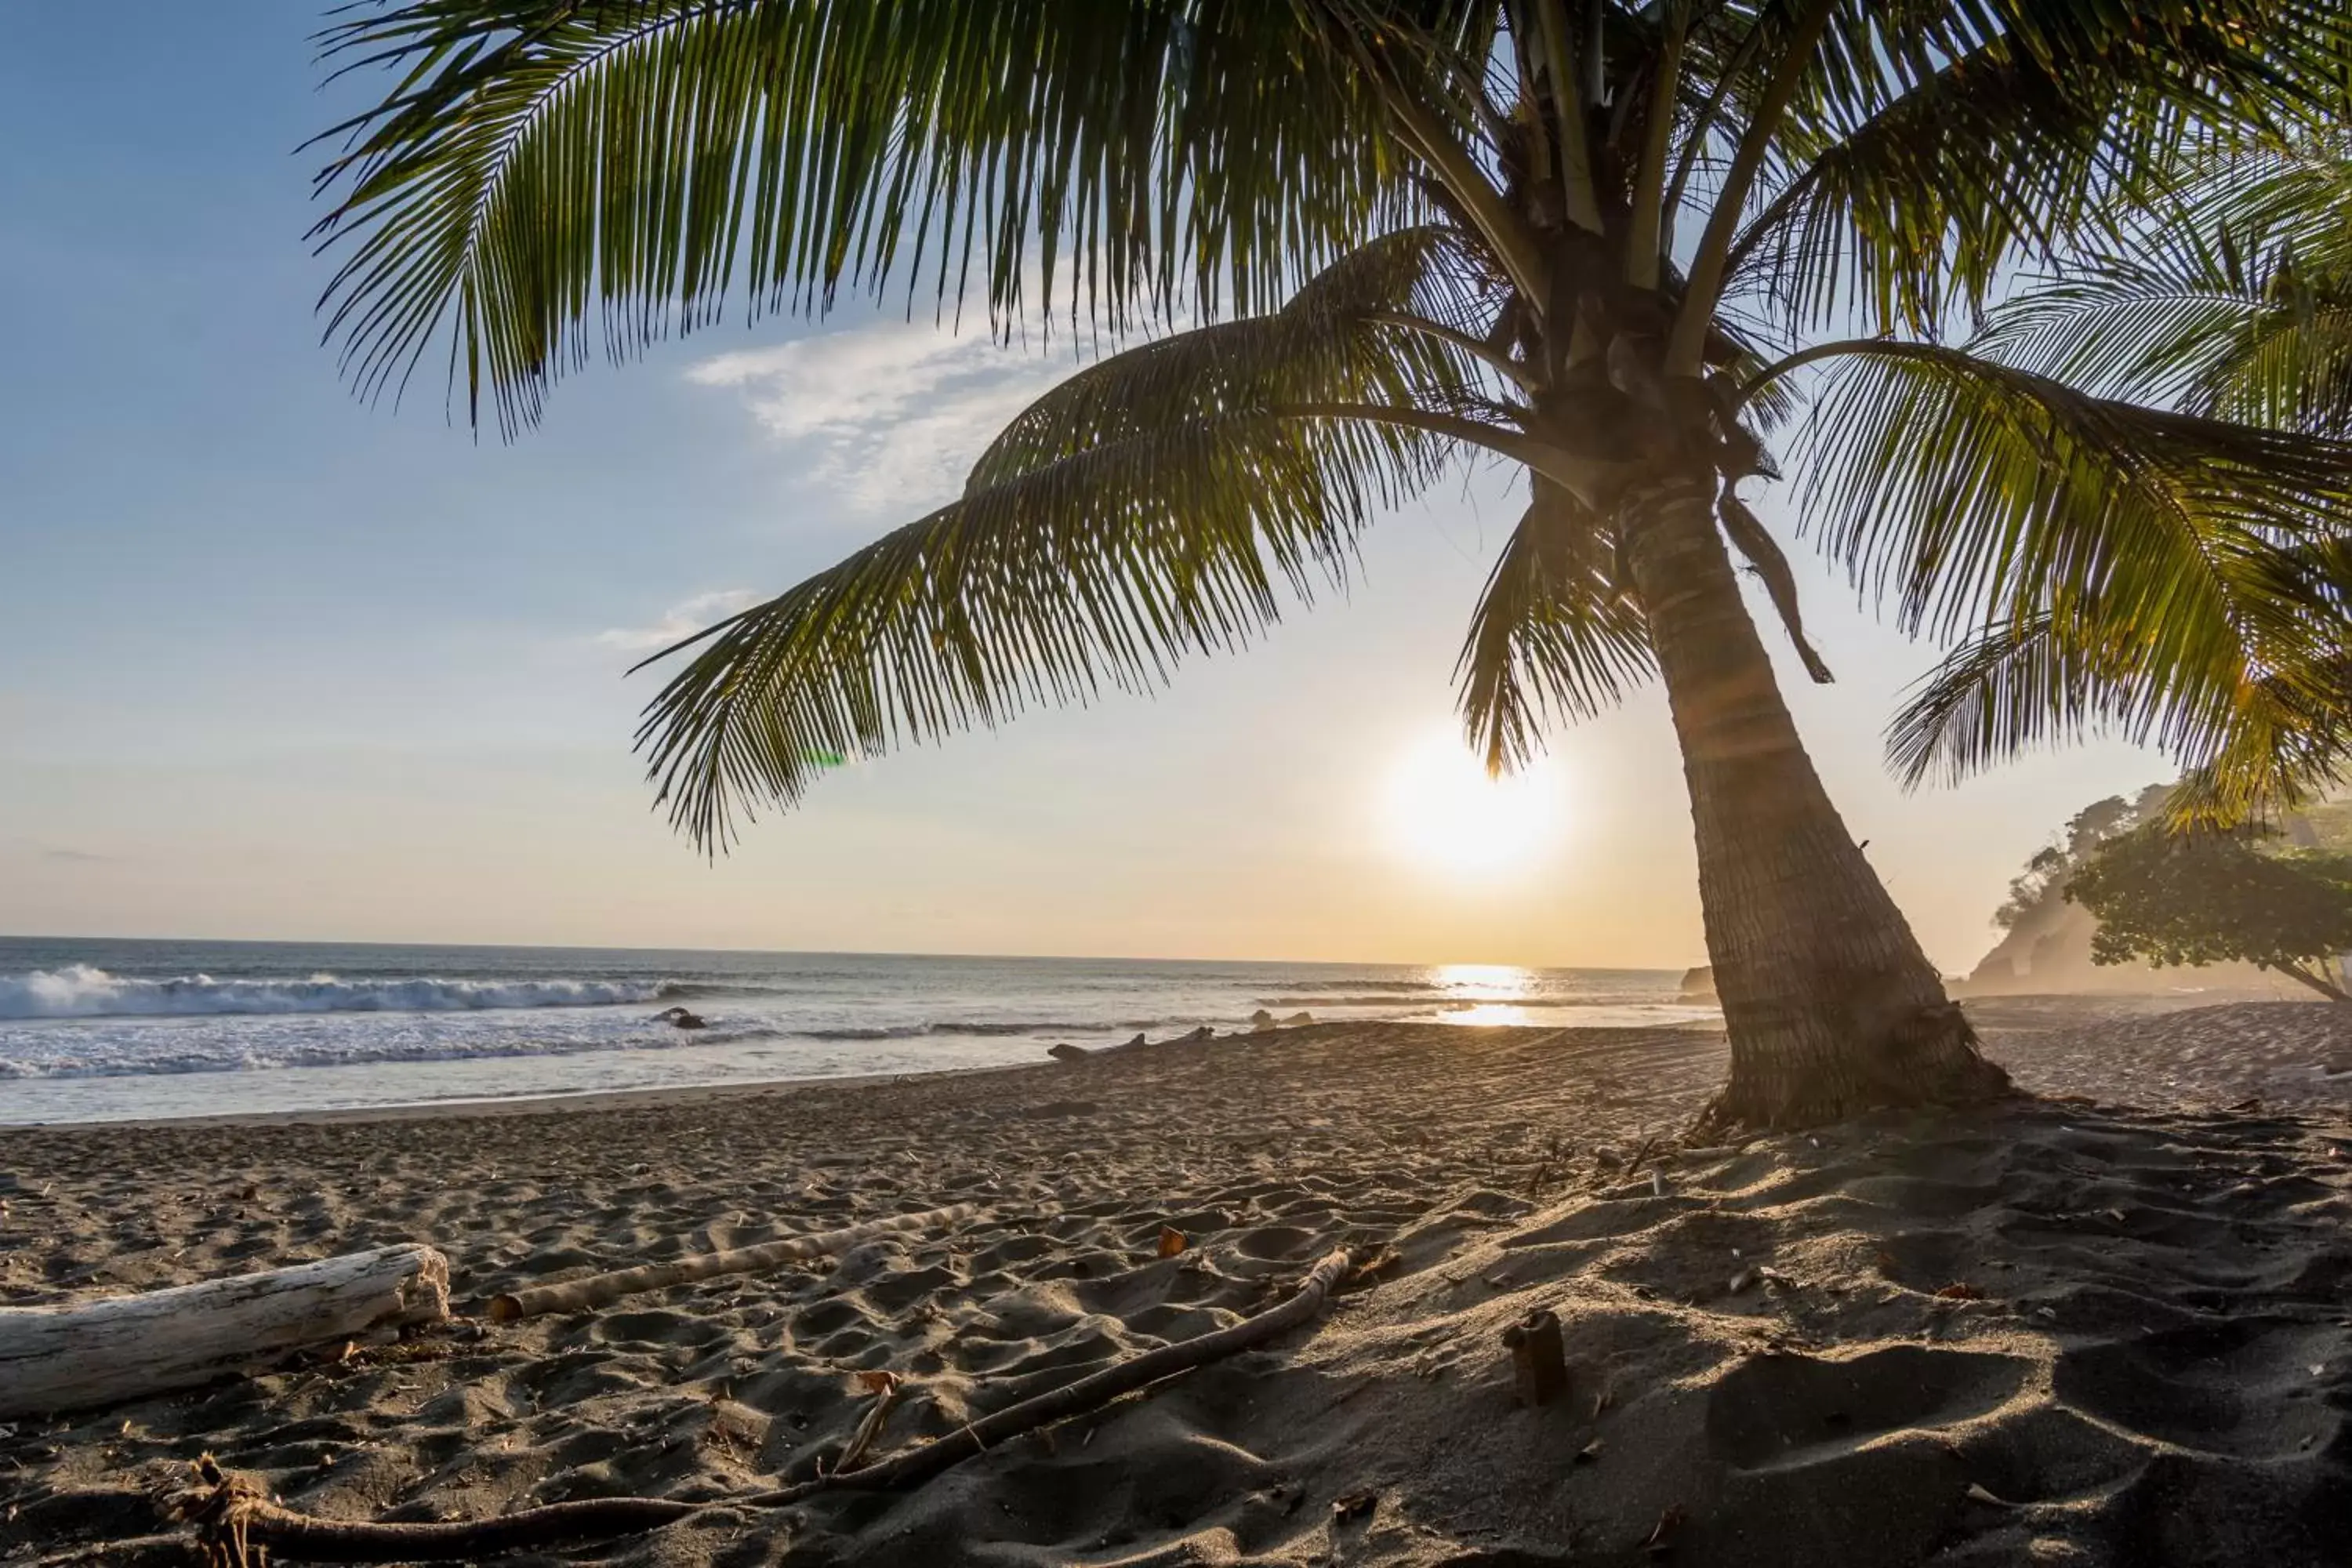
[596,590,762,654]
[42,847,108,863]
[686,325,1080,511]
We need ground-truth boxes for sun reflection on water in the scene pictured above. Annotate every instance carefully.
[1446,1002,1537,1027]
[1425,964,1537,1026]
[1432,962,1534,996]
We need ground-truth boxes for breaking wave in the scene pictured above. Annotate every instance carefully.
[0,965,669,1021]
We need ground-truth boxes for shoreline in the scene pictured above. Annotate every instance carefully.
[0,1063,982,1133]
[0,988,2296,1134]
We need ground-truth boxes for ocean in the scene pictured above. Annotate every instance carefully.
[0,938,1718,1124]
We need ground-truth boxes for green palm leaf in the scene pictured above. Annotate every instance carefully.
[967,224,1504,490]
[634,401,1465,847]
[1975,149,2352,435]
[310,0,1414,434]
[1454,480,1653,775]
[1729,2,2346,337]
[1803,342,2352,805]
[1801,342,2352,644]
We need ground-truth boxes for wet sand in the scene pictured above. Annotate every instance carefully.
[7,999,2352,1566]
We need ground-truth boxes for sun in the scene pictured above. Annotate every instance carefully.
[1381,731,1563,878]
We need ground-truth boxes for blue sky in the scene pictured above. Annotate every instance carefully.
[0,4,2168,970]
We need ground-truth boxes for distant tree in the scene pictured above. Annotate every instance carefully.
[2065,827,2352,1002]
[1992,845,2070,933]
[1991,790,2152,931]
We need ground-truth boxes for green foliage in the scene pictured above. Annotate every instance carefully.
[309,0,1431,434]
[1889,136,2352,822]
[1989,789,2157,931]
[307,2,2352,848]
[2065,825,2352,1000]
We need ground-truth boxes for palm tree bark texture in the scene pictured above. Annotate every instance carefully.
[303,2,2352,1127]
[1620,472,2002,1126]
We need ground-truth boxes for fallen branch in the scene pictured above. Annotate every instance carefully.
[486,1203,982,1321]
[793,1249,1354,1498]
[170,1249,1356,1564]
[170,1462,701,1566]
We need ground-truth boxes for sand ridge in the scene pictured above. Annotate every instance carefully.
[5,1007,2351,1565]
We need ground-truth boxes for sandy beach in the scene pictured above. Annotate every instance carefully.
[8,998,2352,1566]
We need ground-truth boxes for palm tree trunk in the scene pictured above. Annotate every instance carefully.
[1620,473,2009,1129]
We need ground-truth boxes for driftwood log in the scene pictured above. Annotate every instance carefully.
[172,1249,1357,1563]
[0,1244,448,1419]
[487,1203,983,1321]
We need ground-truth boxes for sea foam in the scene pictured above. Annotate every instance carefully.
[0,964,666,1020]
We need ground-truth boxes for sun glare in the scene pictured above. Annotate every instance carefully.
[1381,732,1563,878]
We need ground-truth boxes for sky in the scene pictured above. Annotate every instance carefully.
[0,5,2171,973]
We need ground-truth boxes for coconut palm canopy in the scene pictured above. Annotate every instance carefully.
[1897,134,2352,822]
[308,1,2352,1125]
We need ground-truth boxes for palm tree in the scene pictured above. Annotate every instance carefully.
[1889,132,2352,827]
[309,2,2352,1129]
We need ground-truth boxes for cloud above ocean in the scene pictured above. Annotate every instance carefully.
[595,589,762,654]
[684,324,1083,511]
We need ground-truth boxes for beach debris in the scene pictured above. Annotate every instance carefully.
[1502,1308,1569,1407]
[487,1203,983,1322]
[1624,1137,1661,1178]
[1157,1227,1189,1258]
[1644,1504,1686,1555]
[652,1006,707,1030]
[1047,1043,1090,1063]
[1649,1170,1666,1197]
[1963,1483,2013,1508]
[832,1372,904,1474]
[1592,1145,1624,1170]
[158,1250,1359,1564]
[1186,1025,1214,1043]
[1352,1245,1403,1282]
[1484,1269,1515,1289]
[1332,1490,1379,1523]
[0,1244,449,1421]
[1933,1282,1987,1301]
[1726,1268,1760,1295]
[1250,1009,1278,1032]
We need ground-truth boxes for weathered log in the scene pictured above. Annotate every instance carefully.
[0,1244,448,1419]
[486,1202,982,1322]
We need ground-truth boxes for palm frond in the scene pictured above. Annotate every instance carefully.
[1718,490,1831,683]
[634,404,1467,848]
[1976,149,2352,435]
[967,224,1503,490]
[1893,609,2352,825]
[1858,358,2352,813]
[1454,480,1653,775]
[1800,341,2352,649]
[310,0,1415,434]
[1730,2,2349,336]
